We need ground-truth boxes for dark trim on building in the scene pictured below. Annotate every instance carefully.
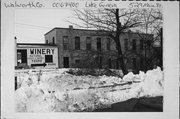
[17,43,57,46]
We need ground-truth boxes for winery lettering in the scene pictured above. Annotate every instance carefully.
[30,48,55,55]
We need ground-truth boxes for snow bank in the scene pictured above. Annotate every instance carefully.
[15,67,163,112]
[106,67,163,104]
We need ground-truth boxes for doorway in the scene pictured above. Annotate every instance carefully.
[63,57,69,68]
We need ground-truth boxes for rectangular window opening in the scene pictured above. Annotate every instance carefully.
[132,39,136,51]
[45,55,53,63]
[17,49,27,64]
[107,38,111,51]
[108,58,112,68]
[140,57,144,69]
[86,37,91,50]
[97,38,101,51]
[75,59,80,64]
[98,56,102,69]
[140,40,144,50]
[63,57,69,68]
[75,36,80,50]
[124,39,128,50]
[63,36,69,50]
[116,59,119,69]
[147,40,151,50]
[133,58,136,69]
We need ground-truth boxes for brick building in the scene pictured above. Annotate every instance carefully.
[45,25,154,71]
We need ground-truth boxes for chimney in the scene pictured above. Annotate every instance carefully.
[69,25,73,30]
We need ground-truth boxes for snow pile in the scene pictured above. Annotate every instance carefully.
[138,67,164,97]
[105,67,163,104]
[122,71,145,82]
[15,67,163,112]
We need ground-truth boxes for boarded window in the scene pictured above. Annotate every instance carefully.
[63,36,69,50]
[45,55,53,63]
[86,37,91,50]
[107,38,111,51]
[75,37,80,50]
[124,39,128,50]
[132,39,136,51]
[97,38,101,51]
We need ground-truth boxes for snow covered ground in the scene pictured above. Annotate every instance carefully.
[15,67,163,112]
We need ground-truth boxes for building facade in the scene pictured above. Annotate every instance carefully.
[45,25,154,71]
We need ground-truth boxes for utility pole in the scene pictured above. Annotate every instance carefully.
[15,37,17,67]
[160,28,163,69]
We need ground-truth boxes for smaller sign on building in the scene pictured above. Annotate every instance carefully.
[16,44,58,68]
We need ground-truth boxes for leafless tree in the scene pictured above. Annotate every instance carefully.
[69,8,163,74]
[69,8,143,75]
[132,8,163,71]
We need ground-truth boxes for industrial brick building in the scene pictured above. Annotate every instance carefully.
[45,25,154,71]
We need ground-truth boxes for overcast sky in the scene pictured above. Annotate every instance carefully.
[15,9,78,43]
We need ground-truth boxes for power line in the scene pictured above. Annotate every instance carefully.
[15,23,53,29]
[16,35,44,42]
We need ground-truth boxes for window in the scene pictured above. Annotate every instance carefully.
[140,57,144,69]
[86,37,91,50]
[75,59,80,68]
[17,50,27,64]
[133,58,136,69]
[17,52,21,63]
[140,40,144,50]
[146,40,151,50]
[116,59,119,69]
[97,38,101,51]
[124,39,128,50]
[52,37,55,44]
[45,55,53,63]
[63,57,69,68]
[75,36,80,50]
[75,59,80,64]
[98,56,102,69]
[108,58,112,68]
[63,36,69,50]
[107,38,111,51]
[132,39,136,51]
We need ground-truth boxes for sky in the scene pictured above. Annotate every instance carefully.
[15,9,78,43]
[15,8,162,44]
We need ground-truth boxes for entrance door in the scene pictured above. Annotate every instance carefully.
[63,57,69,68]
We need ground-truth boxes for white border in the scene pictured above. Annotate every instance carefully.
[1,1,179,119]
